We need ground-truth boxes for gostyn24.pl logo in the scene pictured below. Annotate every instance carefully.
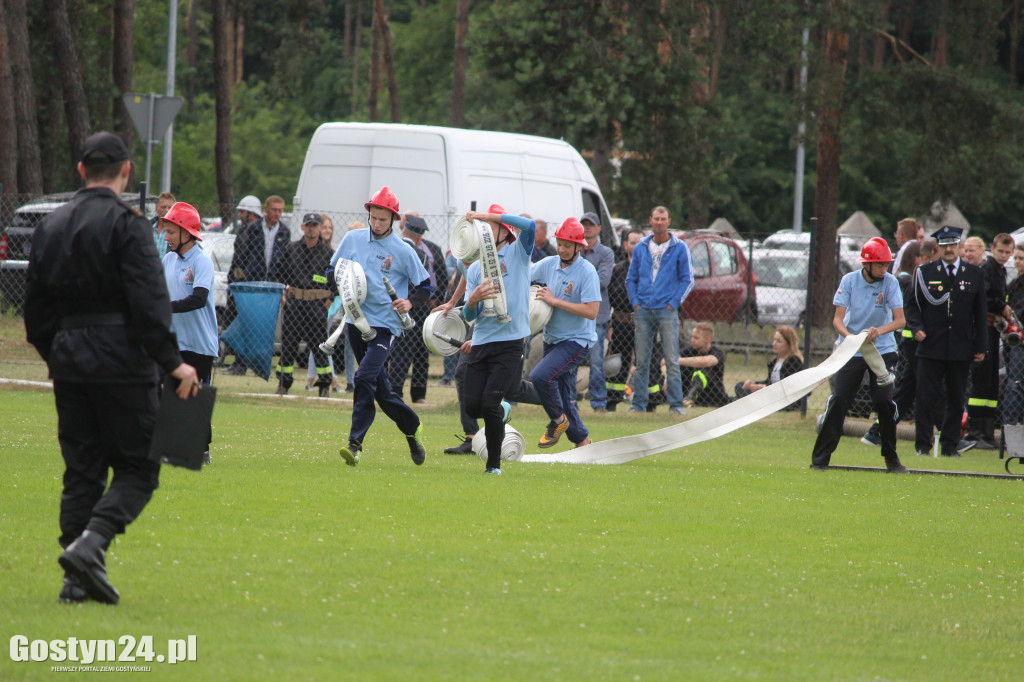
[10,635,197,665]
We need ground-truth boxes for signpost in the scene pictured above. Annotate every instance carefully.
[122,93,183,192]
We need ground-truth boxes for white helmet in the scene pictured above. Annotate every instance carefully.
[236,195,263,218]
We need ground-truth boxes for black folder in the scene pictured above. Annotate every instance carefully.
[148,383,217,471]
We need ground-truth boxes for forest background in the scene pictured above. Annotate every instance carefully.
[2,0,1024,305]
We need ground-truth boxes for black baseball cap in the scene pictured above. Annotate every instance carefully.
[580,212,600,226]
[302,212,323,226]
[405,215,428,234]
[80,132,130,164]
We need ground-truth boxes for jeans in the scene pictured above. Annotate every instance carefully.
[631,307,682,411]
[530,340,590,444]
[588,321,609,408]
[346,325,420,446]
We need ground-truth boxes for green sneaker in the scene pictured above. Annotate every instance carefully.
[407,425,426,466]
[339,442,361,466]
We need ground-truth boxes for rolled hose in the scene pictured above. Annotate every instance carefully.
[336,258,374,341]
[423,306,471,356]
[472,424,526,462]
[450,217,510,324]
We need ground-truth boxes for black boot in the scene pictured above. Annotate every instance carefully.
[58,572,89,604]
[58,530,119,605]
[444,435,474,455]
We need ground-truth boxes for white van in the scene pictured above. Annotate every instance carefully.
[291,122,614,248]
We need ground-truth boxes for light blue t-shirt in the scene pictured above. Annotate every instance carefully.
[833,269,903,356]
[465,214,535,345]
[530,255,601,347]
[330,227,430,337]
[162,245,219,357]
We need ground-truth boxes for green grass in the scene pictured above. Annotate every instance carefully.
[2,386,1022,681]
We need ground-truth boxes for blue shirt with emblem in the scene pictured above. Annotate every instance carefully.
[464,214,535,345]
[331,227,430,337]
[833,269,903,356]
[162,245,219,357]
[530,255,601,347]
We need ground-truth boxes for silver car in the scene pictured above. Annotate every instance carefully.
[753,249,853,327]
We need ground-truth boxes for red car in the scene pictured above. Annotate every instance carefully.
[678,230,757,323]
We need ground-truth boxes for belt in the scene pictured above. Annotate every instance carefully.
[288,288,331,301]
[59,313,127,329]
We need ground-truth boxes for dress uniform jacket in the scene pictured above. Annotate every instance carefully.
[25,187,183,383]
[904,259,987,362]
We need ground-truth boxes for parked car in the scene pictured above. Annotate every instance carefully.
[679,230,757,324]
[753,249,853,327]
[1,192,157,261]
[760,229,861,269]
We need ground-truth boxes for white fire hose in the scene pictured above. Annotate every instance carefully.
[320,258,373,356]
[450,217,510,324]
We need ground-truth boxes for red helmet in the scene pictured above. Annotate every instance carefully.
[554,217,587,246]
[486,203,515,242]
[365,186,400,219]
[163,202,202,240]
[858,237,893,263]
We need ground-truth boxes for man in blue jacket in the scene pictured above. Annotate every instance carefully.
[625,206,694,415]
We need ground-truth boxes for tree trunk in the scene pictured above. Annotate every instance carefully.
[376,0,399,122]
[212,0,235,222]
[113,0,134,151]
[932,0,948,70]
[235,9,245,84]
[351,0,362,117]
[7,0,43,193]
[44,0,92,183]
[95,1,112,132]
[811,7,850,327]
[872,2,890,69]
[187,0,198,114]
[1011,1,1021,88]
[344,0,352,62]
[368,0,380,121]
[0,0,18,198]
[450,0,469,127]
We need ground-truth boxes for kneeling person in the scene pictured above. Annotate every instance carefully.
[529,218,602,448]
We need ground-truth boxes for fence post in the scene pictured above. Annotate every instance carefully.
[801,216,817,417]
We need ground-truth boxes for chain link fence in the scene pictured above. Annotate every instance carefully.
[1,190,897,416]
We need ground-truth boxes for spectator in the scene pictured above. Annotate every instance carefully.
[306,215,343,393]
[606,228,644,411]
[579,211,615,413]
[151,191,174,260]
[388,213,448,403]
[676,322,730,408]
[24,131,199,604]
[890,218,920,274]
[965,233,1014,448]
[331,187,431,467]
[1002,243,1024,429]
[904,226,986,458]
[531,218,557,263]
[275,213,336,396]
[529,218,602,449]
[734,325,804,411]
[810,237,907,473]
[626,205,693,416]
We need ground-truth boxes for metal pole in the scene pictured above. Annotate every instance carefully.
[161,0,178,193]
[144,94,155,191]
[801,216,817,417]
[792,24,809,232]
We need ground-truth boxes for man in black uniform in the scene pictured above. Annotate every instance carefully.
[677,322,730,407]
[276,212,337,396]
[605,228,644,410]
[965,233,1013,448]
[904,226,988,458]
[24,132,199,605]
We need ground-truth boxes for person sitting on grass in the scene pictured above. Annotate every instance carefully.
[677,321,730,409]
[734,325,804,411]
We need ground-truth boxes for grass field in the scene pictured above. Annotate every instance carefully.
[2,383,1022,681]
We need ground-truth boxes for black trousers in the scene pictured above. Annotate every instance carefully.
[54,381,161,548]
[455,340,540,437]
[606,320,634,407]
[278,299,331,386]
[916,357,971,453]
[388,307,430,401]
[464,339,526,469]
[812,353,898,466]
[966,327,1000,424]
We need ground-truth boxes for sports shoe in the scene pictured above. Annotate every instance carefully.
[332,384,342,393]
[437,379,452,387]
[345,384,355,393]
[304,383,314,391]
[501,401,512,425]
[592,405,607,413]
[860,431,881,447]
[957,439,976,454]
[340,442,361,466]
[884,457,909,473]
[941,450,962,458]
[915,449,931,457]
[538,415,568,448]
[444,435,473,455]
[670,406,687,416]
[407,425,426,465]
[484,467,502,475]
